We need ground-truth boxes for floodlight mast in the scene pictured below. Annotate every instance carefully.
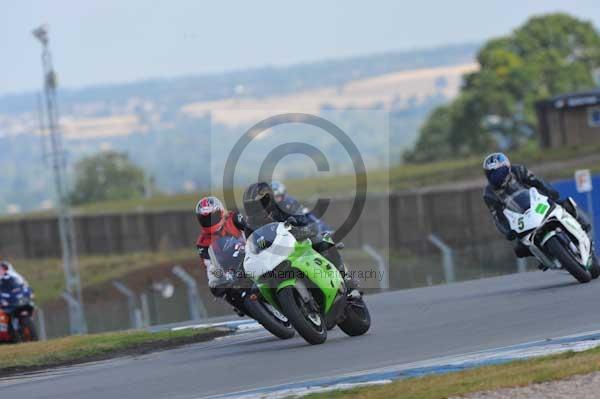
[32,24,87,334]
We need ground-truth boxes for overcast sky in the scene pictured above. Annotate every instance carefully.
[1,0,599,96]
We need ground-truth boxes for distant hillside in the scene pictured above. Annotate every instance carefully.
[0,43,477,114]
[182,63,476,126]
[0,43,479,214]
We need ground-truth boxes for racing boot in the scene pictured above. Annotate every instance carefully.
[562,198,591,233]
[339,263,363,299]
[576,211,592,235]
[324,253,360,297]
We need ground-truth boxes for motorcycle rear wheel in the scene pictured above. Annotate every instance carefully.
[545,237,591,283]
[338,297,371,337]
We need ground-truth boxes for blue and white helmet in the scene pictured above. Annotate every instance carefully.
[483,153,511,189]
[271,181,287,200]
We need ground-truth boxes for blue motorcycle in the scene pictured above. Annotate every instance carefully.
[0,276,37,343]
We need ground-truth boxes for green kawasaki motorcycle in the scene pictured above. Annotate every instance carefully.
[243,222,371,345]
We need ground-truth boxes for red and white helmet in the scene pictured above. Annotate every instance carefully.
[195,196,225,233]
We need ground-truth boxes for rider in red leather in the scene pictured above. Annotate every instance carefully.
[195,196,247,296]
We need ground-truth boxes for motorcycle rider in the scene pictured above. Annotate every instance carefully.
[195,196,247,297]
[242,182,357,293]
[271,181,306,215]
[0,262,19,303]
[483,152,591,264]
[0,260,27,286]
[271,181,332,233]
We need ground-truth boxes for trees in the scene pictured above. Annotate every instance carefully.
[403,106,453,163]
[406,13,600,163]
[70,151,148,205]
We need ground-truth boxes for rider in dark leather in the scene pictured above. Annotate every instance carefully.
[242,182,352,289]
[482,153,591,260]
[271,181,333,234]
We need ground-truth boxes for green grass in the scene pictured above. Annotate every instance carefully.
[17,249,196,305]
[0,328,222,374]
[303,346,600,399]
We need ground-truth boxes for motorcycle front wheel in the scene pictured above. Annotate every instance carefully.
[545,237,591,283]
[278,286,326,345]
[243,296,295,339]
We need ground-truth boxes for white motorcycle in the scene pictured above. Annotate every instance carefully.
[503,187,600,283]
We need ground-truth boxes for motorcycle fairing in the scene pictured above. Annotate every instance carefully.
[503,187,591,268]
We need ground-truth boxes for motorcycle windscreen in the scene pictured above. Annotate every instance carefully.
[0,277,28,314]
[244,223,296,279]
[208,236,245,272]
[247,223,279,255]
[0,276,20,292]
[504,189,531,214]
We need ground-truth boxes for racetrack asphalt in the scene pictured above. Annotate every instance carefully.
[2,270,600,399]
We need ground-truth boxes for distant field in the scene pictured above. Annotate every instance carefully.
[182,63,477,126]
[3,63,477,140]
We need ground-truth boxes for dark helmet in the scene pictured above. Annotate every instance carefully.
[243,182,275,220]
[483,152,512,189]
[195,196,225,233]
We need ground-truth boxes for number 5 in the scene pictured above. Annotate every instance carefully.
[518,217,524,230]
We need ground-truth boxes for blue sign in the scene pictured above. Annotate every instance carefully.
[589,107,600,127]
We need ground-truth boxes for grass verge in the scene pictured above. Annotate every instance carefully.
[304,346,600,399]
[0,327,227,377]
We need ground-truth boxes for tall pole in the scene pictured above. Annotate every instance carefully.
[32,25,87,334]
